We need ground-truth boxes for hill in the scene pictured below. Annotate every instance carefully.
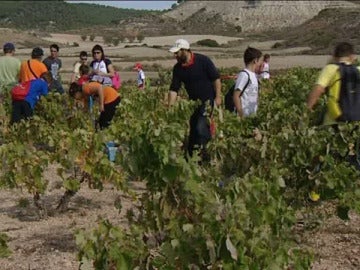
[269,8,360,54]
[164,0,359,33]
[0,0,157,31]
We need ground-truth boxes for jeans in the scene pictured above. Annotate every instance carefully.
[11,100,33,124]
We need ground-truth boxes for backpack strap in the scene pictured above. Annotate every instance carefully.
[27,60,38,79]
[239,70,251,96]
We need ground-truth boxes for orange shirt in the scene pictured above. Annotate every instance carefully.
[83,82,119,104]
[19,59,48,83]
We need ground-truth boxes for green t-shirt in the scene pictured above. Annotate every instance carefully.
[0,55,21,89]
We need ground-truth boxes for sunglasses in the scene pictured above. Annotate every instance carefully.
[51,50,58,53]
[93,51,101,55]
[81,58,87,61]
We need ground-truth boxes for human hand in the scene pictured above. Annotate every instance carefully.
[215,96,222,107]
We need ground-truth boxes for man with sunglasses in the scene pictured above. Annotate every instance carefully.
[168,39,222,161]
[43,44,64,94]
[70,51,88,83]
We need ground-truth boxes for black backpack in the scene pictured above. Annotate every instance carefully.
[336,63,360,122]
[224,70,250,112]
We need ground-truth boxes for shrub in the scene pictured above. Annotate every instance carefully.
[196,39,220,47]
[80,35,87,41]
[89,35,95,42]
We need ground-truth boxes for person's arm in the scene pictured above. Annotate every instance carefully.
[214,78,222,106]
[307,84,326,111]
[233,71,248,117]
[233,90,243,117]
[168,66,181,107]
[168,91,178,106]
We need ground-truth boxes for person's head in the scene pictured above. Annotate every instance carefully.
[79,51,88,63]
[50,44,59,59]
[92,44,105,61]
[79,64,90,76]
[133,62,143,71]
[333,42,356,62]
[69,82,84,100]
[31,47,44,59]
[244,47,262,67]
[40,71,53,86]
[169,39,191,64]
[3,42,15,54]
[263,54,270,63]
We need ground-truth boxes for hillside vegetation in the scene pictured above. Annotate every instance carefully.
[0,0,158,31]
[270,8,360,54]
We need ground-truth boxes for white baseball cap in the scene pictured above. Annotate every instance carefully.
[169,39,190,53]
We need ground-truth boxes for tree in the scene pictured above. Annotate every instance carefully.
[112,38,120,46]
[103,35,112,45]
[137,33,145,43]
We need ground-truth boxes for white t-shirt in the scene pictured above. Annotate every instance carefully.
[137,69,145,86]
[234,69,259,117]
[91,60,112,85]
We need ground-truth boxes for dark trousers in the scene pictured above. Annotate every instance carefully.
[187,105,212,157]
[98,97,120,130]
[11,100,33,124]
[50,80,64,94]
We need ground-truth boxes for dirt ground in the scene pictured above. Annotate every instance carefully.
[0,166,359,270]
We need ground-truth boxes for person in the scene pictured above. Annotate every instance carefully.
[89,44,115,86]
[11,71,53,124]
[133,62,146,90]
[233,47,262,118]
[70,51,88,83]
[307,42,360,125]
[19,47,48,83]
[68,81,120,129]
[43,44,64,94]
[307,42,360,201]
[0,42,21,93]
[256,54,270,80]
[78,64,91,85]
[168,39,221,159]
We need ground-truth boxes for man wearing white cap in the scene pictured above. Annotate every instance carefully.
[168,38,222,160]
[0,42,21,94]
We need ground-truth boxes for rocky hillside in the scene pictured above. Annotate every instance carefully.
[163,1,359,33]
[271,7,360,54]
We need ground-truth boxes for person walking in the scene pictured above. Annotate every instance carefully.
[233,47,262,118]
[19,47,48,83]
[133,62,146,90]
[307,42,360,125]
[0,42,21,95]
[168,39,221,160]
[43,44,64,94]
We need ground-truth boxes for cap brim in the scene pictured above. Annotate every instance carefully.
[169,47,181,53]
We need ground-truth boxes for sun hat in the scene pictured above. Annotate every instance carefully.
[3,42,15,51]
[31,47,44,57]
[169,39,190,53]
[133,63,143,70]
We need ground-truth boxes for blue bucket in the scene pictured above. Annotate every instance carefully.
[105,141,118,162]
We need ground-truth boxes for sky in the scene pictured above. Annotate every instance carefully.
[67,1,177,10]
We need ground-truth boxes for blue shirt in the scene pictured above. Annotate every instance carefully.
[25,79,48,109]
